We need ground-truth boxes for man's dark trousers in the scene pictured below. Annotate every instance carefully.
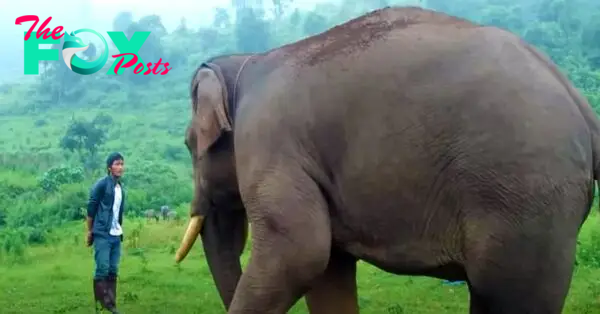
[94,234,121,280]
[93,234,121,313]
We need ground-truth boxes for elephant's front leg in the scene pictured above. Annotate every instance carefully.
[227,168,333,314]
[305,249,359,314]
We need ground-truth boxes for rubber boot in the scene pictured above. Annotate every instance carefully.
[93,279,102,313]
[107,274,120,313]
[93,279,112,313]
[94,278,118,313]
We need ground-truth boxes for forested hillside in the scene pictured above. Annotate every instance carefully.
[1,0,600,265]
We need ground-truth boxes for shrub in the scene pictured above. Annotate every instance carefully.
[39,165,85,192]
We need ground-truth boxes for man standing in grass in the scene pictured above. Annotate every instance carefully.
[86,152,126,314]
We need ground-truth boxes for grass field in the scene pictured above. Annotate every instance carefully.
[3,213,600,314]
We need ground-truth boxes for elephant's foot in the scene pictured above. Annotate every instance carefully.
[227,167,333,313]
[305,249,359,314]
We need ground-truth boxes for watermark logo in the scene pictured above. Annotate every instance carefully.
[62,29,109,75]
[15,15,172,76]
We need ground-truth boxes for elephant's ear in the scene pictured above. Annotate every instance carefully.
[189,67,232,156]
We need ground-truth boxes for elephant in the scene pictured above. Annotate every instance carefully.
[174,6,600,314]
[166,210,178,221]
[160,205,170,221]
[144,209,158,223]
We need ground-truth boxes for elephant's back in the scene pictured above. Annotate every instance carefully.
[239,5,594,187]
[275,6,478,68]
[322,23,593,231]
[325,24,593,190]
[242,5,594,181]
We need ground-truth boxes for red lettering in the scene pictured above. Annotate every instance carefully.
[15,15,64,40]
[133,63,144,74]
[152,58,165,75]
[15,15,39,40]
[50,26,63,40]
[143,62,154,75]
[161,63,172,75]
[36,17,52,39]
[111,54,171,75]
[112,53,138,74]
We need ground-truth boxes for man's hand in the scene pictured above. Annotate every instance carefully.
[86,231,93,247]
[85,216,94,247]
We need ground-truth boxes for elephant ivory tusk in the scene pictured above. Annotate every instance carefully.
[175,215,204,263]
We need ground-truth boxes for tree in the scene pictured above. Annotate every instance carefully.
[112,11,134,33]
[59,116,107,170]
[234,7,271,53]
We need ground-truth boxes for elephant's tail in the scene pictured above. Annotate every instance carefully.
[593,136,600,208]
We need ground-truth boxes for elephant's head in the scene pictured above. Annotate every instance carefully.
[174,59,250,309]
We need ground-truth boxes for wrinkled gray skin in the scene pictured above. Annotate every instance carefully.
[176,6,600,314]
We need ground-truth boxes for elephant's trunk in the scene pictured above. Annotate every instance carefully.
[201,209,247,309]
[175,207,247,309]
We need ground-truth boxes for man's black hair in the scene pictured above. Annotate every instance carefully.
[106,152,124,174]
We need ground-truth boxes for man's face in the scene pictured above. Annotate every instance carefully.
[109,159,125,177]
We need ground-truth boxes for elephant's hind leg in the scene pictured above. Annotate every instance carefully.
[465,222,578,314]
[305,249,359,314]
[227,166,333,314]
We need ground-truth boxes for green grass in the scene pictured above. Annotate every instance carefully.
[3,214,600,314]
